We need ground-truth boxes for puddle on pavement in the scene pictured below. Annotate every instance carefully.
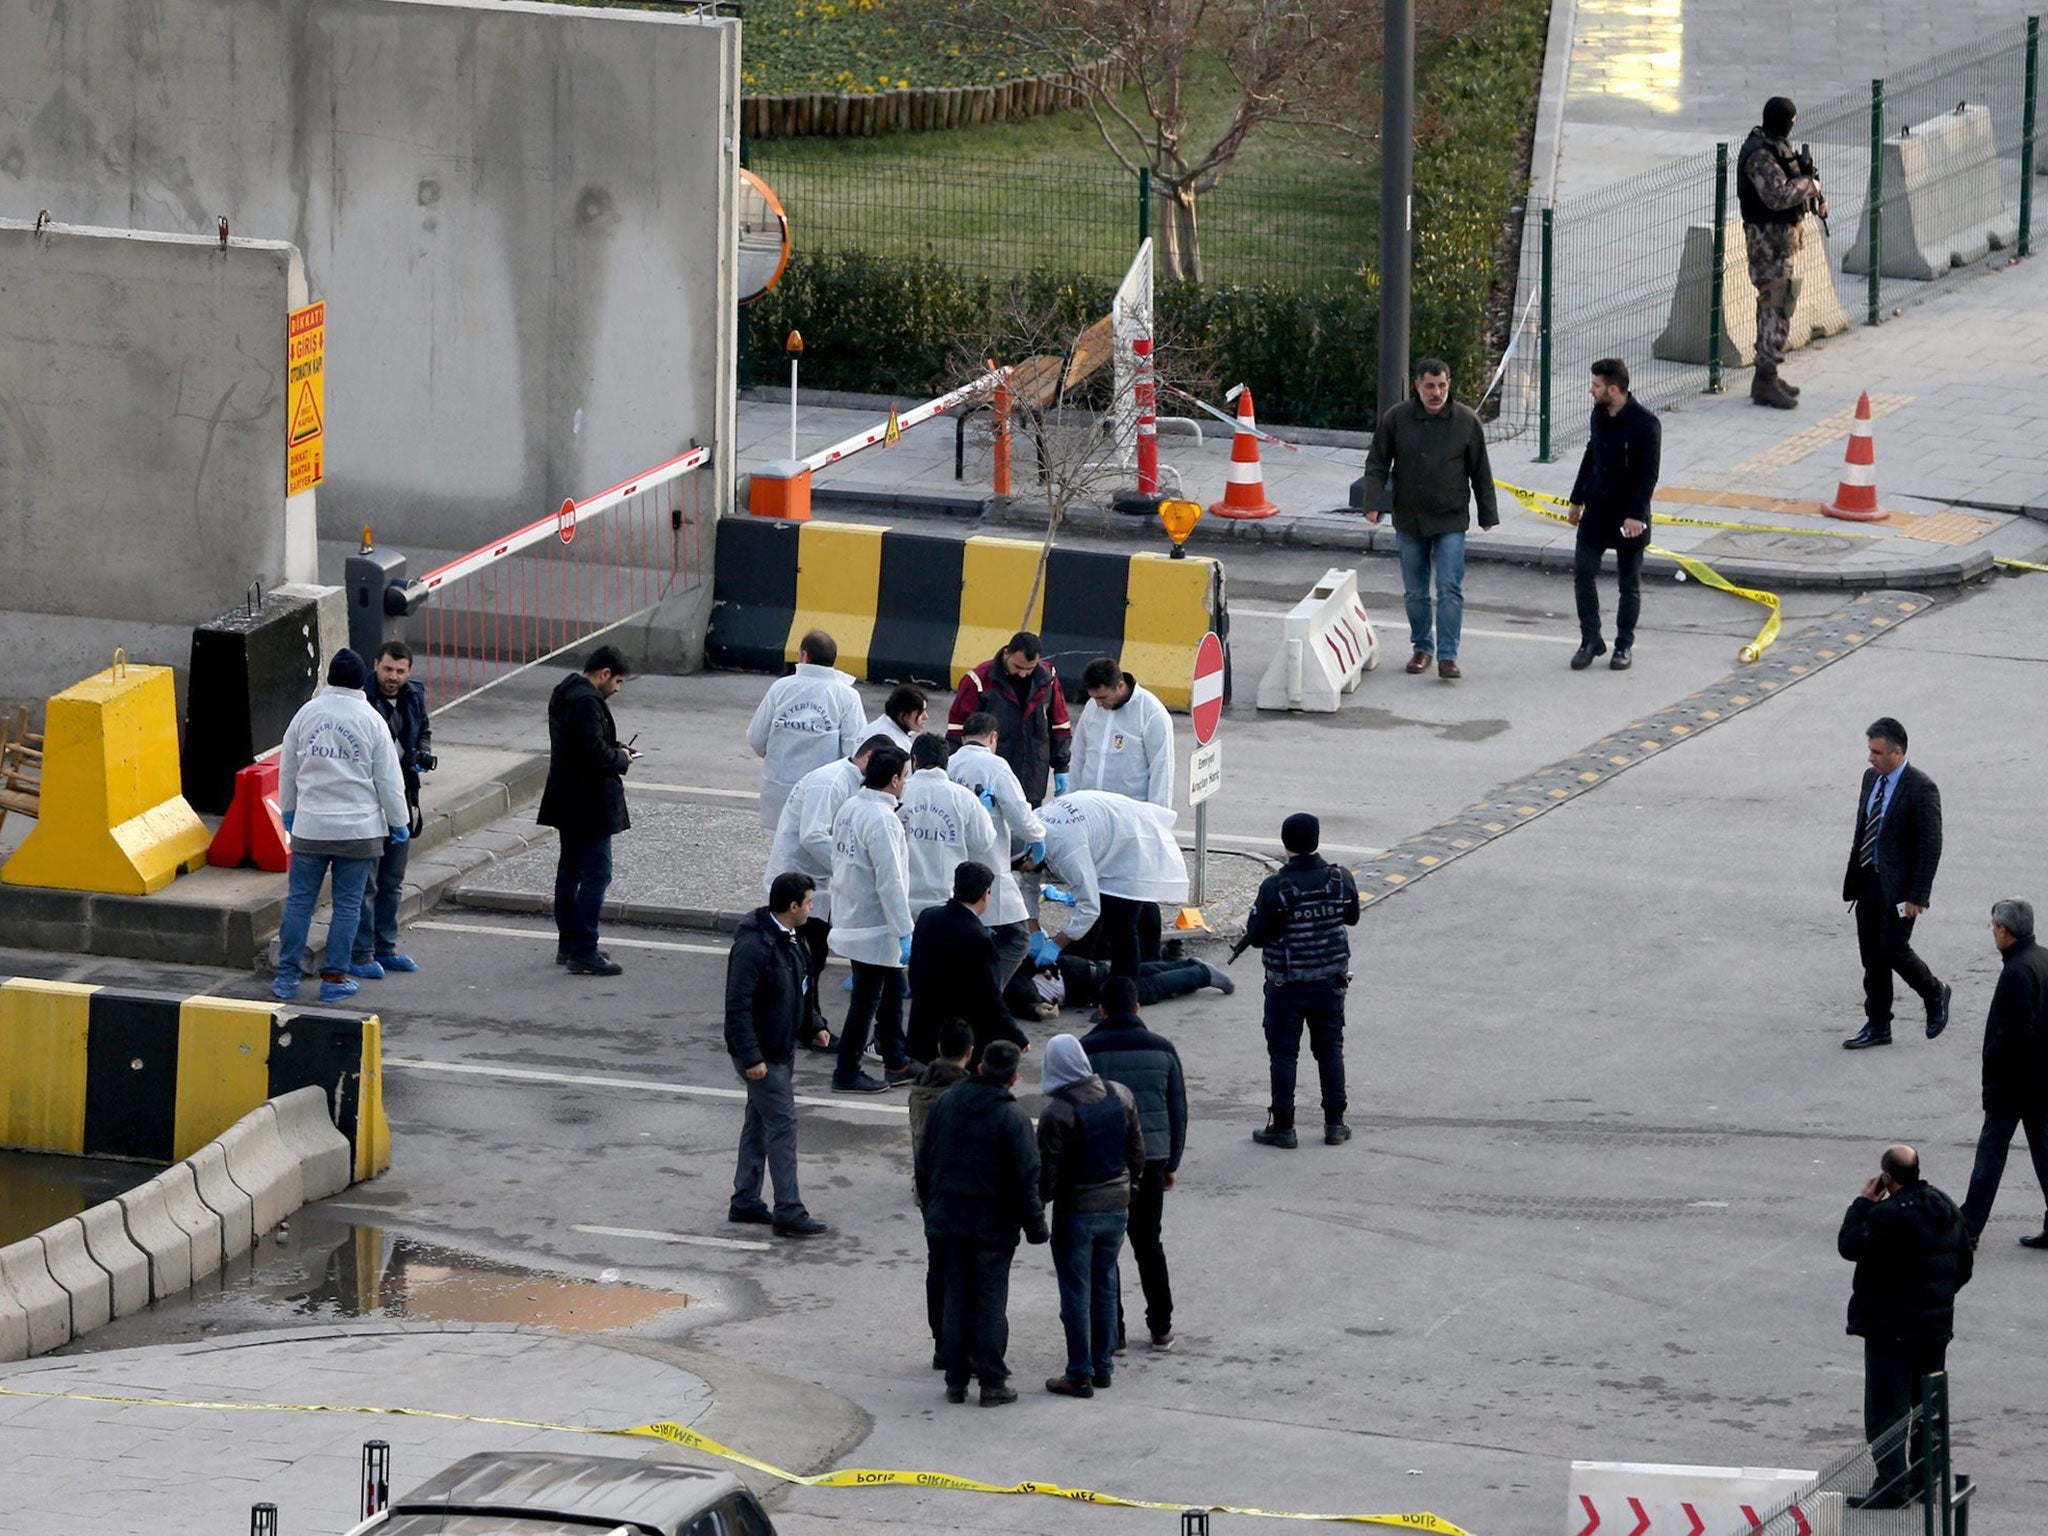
[61,1207,694,1352]
[0,1150,157,1246]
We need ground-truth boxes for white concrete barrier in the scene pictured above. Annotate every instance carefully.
[272,1085,353,1201]
[115,1178,196,1301]
[218,1104,307,1238]
[158,1160,226,1280]
[186,1141,255,1262]
[0,1265,33,1361]
[1255,568,1380,713]
[77,1201,151,1318]
[0,1237,72,1354]
[36,1218,113,1336]
[1652,214,1849,364]
[1568,1461,1824,1536]
[1843,104,2016,279]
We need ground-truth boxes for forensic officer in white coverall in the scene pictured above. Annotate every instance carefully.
[899,735,999,913]
[1073,658,1175,808]
[949,712,1047,1011]
[1031,791,1190,981]
[746,629,866,830]
[827,745,917,1093]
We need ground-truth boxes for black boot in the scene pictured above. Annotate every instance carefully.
[1253,1110,1297,1150]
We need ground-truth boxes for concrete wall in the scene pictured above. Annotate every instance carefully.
[0,0,741,558]
[0,220,316,631]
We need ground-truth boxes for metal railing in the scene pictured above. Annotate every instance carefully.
[412,447,715,711]
[1735,1372,1974,1536]
[1508,17,2041,456]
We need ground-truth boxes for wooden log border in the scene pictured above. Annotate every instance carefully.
[741,55,1128,139]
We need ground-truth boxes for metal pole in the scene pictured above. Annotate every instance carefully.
[789,355,799,459]
[1538,207,1554,462]
[1193,799,1208,906]
[2022,17,2040,258]
[1377,0,1415,423]
[1709,144,1729,393]
[737,137,753,391]
[1868,78,1884,326]
[1139,165,1151,247]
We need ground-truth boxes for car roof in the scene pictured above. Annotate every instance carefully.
[390,1451,747,1534]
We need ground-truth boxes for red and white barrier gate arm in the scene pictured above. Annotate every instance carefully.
[802,367,1010,475]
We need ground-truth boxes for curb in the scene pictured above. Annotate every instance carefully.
[0,1089,354,1362]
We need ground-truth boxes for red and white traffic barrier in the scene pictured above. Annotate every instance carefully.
[1824,391,1887,522]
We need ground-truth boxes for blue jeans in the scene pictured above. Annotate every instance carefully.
[554,833,614,960]
[276,852,376,988]
[1052,1207,1128,1382]
[1397,529,1466,661]
[351,833,411,963]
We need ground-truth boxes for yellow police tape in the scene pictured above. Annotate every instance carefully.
[1995,557,2048,573]
[0,1383,1473,1533]
[1495,480,1783,663]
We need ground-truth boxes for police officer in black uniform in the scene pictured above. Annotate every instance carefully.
[1242,813,1360,1149]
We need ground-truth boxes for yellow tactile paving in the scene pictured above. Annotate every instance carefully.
[1727,392,1914,475]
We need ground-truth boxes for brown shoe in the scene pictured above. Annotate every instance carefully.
[1437,659,1462,680]
[1750,371,1797,410]
[1404,650,1433,674]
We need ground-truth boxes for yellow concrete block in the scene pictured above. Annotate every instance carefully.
[173,997,278,1161]
[355,1015,392,1181]
[1,664,210,895]
[951,537,1047,687]
[784,522,886,677]
[0,978,97,1153]
[1123,552,1224,708]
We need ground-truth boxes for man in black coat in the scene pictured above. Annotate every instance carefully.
[1080,976,1188,1353]
[1838,1144,1973,1509]
[1842,717,1948,1050]
[916,1040,1048,1405]
[1566,358,1661,672]
[725,873,827,1238]
[1960,898,2048,1247]
[907,863,1027,1064]
[538,645,638,976]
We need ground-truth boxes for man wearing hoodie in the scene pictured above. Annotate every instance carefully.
[1358,359,1498,681]
[724,872,828,1239]
[746,630,866,831]
[1081,977,1188,1353]
[538,646,638,976]
[917,1040,1048,1406]
[274,650,410,1004]
[1073,658,1174,807]
[1243,812,1360,1150]
[1837,1145,1973,1510]
[1037,1034,1145,1398]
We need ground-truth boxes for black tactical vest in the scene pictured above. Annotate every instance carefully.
[1737,128,1804,228]
[1262,861,1353,984]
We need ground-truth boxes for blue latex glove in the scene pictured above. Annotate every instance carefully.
[899,935,914,966]
[280,810,295,834]
[1024,840,1046,865]
[1053,772,1070,796]
[1041,883,1076,906]
[388,824,410,845]
[1031,930,1062,965]
[977,787,997,811]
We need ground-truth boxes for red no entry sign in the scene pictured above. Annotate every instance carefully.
[1190,631,1224,745]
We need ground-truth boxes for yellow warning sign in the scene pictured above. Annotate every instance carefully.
[286,300,326,495]
[884,404,901,446]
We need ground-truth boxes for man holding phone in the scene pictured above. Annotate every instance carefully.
[539,645,639,976]
[1841,718,1948,1050]
[1837,1145,1972,1509]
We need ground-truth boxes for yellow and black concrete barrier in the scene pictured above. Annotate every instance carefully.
[706,520,1228,708]
[0,977,389,1182]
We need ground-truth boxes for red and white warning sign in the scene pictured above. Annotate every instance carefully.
[1190,630,1225,745]
[1568,1462,1818,1536]
[556,497,577,546]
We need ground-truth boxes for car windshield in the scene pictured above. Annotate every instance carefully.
[378,1518,647,1536]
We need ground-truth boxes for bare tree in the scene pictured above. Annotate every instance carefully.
[928,0,1484,281]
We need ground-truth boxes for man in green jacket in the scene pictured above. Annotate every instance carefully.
[1360,359,1498,681]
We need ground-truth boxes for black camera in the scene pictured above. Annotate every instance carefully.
[413,749,438,773]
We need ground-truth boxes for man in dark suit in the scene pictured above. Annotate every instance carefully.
[539,645,638,976]
[1842,717,1949,1050]
[1959,898,2048,1248]
[724,872,827,1238]
[907,861,1028,1065]
[1567,357,1661,672]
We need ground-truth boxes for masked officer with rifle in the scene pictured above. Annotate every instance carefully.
[1740,95,1828,410]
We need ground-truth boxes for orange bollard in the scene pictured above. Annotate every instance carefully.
[992,373,1012,497]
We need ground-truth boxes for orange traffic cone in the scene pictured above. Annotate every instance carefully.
[1823,392,1888,521]
[1207,385,1281,520]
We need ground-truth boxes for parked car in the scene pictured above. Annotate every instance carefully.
[341,1450,778,1536]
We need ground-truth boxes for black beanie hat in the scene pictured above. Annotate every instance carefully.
[327,649,369,690]
[1281,813,1320,854]
[1763,96,1797,137]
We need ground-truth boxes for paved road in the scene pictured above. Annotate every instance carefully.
[8,566,2046,1534]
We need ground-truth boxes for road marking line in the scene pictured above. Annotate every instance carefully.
[413,920,727,956]
[384,1055,911,1117]
[1228,606,1579,645]
[632,782,757,799]
[571,1223,772,1252]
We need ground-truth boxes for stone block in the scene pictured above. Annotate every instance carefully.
[217,1104,307,1237]
[1654,216,1848,365]
[0,1237,71,1354]
[185,1141,255,1262]
[75,1201,151,1319]
[271,1086,353,1201]
[115,1177,196,1301]
[36,1218,112,1336]
[158,1159,226,1280]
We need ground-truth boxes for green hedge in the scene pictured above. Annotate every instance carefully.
[744,0,1546,428]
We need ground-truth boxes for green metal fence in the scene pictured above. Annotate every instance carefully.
[1515,18,2042,457]
[745,146,1376,291]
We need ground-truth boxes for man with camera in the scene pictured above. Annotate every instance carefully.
[350,640,434,979]
[1740,95,1827,410]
